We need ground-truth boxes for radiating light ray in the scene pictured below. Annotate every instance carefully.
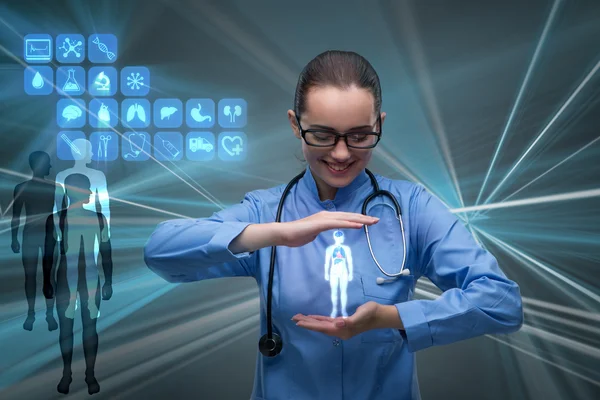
[493,134,600,207]
[417,282,600,329]
[0,39,226,212]
[523,297,600,322]
[0,274,177,389]
[391,0,464,208]
[165,0,446,207]
[520,324,600,359]
[451,188,600,213]
[375,147,452,209]
[483,59,600,205]
[87,315,259,400]
[0,167,192,226]
[475,0,562,206]
[476,229,600,304]
[416,284,600,363]
[525,308,600,336]
[487,335,600,388]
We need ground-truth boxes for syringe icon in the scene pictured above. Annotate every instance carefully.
[61,134,82,156]
[156,135,180,158]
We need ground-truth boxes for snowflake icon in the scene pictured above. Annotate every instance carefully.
[121,66,150,96]
[126,72,145,91]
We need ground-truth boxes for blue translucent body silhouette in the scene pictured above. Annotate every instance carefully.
[324,230,353,318]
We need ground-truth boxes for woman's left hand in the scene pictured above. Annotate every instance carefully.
[293,301,379,340]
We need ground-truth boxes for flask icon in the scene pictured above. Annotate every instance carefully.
[62,68,80,92]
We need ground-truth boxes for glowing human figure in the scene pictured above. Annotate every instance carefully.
[54,139,111,265]
[53,139,112,318]
[58,174,107,319]
[324,230,353,318]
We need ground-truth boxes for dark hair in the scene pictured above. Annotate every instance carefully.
[293,50,382,116]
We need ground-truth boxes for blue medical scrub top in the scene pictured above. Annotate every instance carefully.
[144,166,523,400]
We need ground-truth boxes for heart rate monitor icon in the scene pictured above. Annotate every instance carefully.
[221,135,244,156]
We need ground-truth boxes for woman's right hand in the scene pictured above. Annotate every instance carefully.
[277,211,379,248]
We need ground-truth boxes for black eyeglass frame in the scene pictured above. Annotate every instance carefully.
[295,113,382,149]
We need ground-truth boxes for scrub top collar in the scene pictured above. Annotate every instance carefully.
[299,164,371,206]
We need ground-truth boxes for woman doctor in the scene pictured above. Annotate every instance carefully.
[144,50,524,400]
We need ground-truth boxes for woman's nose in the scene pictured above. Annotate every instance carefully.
[330,138,351,159]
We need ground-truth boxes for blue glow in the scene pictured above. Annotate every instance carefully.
[87,34,118,63]
[23,33,52,63]
[120,66,150,96]
[186,132,215,161]
[55,34,85,64]
[154,98,183,128]
[90,131,119,161]
[325,230,353,318]
[56,66,85,96]
[122,98,151,128]
[88,66,117,97]
[218,98,247,128]
[186,98,215,128]
[217,131,246,161]
[23,66,53,95]
[154,132,183,161]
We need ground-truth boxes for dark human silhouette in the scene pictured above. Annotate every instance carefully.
[43,173,113,395]
[11,151,58,331]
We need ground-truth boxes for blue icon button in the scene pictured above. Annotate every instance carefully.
[121,66,150,96]
[24,66,53,95]
[57,131,86,160]
[218,131,247,161]
[186,132,215,161]
[88,66,117,96]
[154,132,183,161]
[24,34,52,63]
[90,131,119,161]
[154,99,183,128]
[218,98,247,128]
[122,132,151,161]
[56,66,85,96]
[56,34,85,63]
[122,99,151,129]
[89,98,118,128]
[186,99,215,128]
[57,99,86,128]
[88,34,117,63]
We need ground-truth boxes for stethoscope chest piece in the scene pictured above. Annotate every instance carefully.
[259,332,283,357]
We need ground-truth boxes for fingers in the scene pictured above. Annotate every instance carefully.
[325,211,379,224]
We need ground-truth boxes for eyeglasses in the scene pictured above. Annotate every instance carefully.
[295,114,382,149]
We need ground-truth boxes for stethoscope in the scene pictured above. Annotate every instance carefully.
[258,168,410,357]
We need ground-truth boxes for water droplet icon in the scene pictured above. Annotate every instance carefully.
[32,71,44,89]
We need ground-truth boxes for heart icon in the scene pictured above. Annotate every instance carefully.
[221,135,244,156]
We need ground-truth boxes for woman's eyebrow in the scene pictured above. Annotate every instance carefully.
[309,124,373,131]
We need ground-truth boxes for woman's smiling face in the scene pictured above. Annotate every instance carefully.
[289,85,385,200]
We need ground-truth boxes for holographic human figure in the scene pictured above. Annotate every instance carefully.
[11,151,58,331]
[53,138,111,293]
[43,173,113,395]
[324,230,353,318]
[56,174,108,318]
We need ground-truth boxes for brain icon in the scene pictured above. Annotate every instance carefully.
[62,105,82,121]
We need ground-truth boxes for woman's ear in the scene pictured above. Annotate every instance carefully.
[380,111,386,127]
[288,110,301,139]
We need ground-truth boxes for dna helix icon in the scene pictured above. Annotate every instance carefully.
[92,36,116,60]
